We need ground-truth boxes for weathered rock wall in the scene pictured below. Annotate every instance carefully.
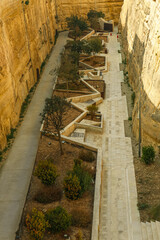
[0,0,57,150]
[120,0,160,150]
[56,0,123,29]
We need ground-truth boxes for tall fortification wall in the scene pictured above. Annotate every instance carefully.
[0,0,123,150]
[120,0,160,149]
[0,0,57,149]
[56,0,123,29]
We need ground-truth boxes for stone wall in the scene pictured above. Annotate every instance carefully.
[120,0,160,150]
[0,0,57,150]
[56,0,123,29]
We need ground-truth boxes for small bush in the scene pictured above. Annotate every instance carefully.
[137,203,149,210]
[150,204,160,221]
[64,174,82,200]
[87,105,98,120]
[34,160,58,185]
[79,150,95,162]
[34,186,62,204]
[73,163,92,194]
[26,208,49,240]
[142,145,155,164]
[45,206,71,233]
[71,208,92,227]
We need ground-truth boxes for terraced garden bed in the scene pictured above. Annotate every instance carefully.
[20,138,97,240]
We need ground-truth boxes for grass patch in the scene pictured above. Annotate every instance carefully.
[149,204,160,221]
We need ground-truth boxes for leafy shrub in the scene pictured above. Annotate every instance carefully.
[45,206,71,233]
[137,203,149,210]
[71,208,92,227]
[26,208,49,240]
[34,160,58,185]
[79,150,96,162]
[72,163,92,194]
[34,186,62,204]
[87,105,98,120]
[64,174,82,200]
[142,146,155,164]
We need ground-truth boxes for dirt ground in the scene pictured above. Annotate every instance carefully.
[121,44,160,222]
[84,114,101,123]
[82,56,105,68]
[85,80,105,98]
[20,138,96,240]
[55,81,93,92]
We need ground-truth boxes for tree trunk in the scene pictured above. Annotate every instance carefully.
[57,129,63,155]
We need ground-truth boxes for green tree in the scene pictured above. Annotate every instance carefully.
[87,104,98,120]
[87,9,105,20]
[88,38,102,54]
[45,206,71,233]
[87,10,105,31]
[42,96,71,155]
[66,15,88,40]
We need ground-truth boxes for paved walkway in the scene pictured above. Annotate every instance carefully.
[0,31,68,240]
[98,31,142,240]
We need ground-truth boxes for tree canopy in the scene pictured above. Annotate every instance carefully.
[42,96,71,154]
[66,15,88,40]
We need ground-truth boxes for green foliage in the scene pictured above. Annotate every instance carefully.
[150,204,160,221]
[87,38,102,54]
[142,145,155,165]
[34,160,58,185]
[87,10,105,31]
[45,206,71,233]
[131,92,135,106]
[34,186,62,204]
[42,96,71,154]
[137,203,149,210]
[0,152,2,162]
[87,104,98,120]
[66,15,88,40]
[72,162,92,194]
[6,128,16,142]
[20,95,31,118]
[79,150,95,162]
[26,208,49,240]
[87,10,105,20]
[25,0,29,5]
[64,174,82,200]
[128,117,132,121]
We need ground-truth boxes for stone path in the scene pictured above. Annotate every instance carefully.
[0,32,68,240]
[98,31,143,240]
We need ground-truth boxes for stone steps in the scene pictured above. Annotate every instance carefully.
[141,221,160,240]
[70,128,86,142]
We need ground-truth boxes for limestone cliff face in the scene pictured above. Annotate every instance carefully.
[0,0,57,150]
[56,0,123,29]
[120,0,160,149]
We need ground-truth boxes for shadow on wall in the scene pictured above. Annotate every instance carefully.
[120,11,160,149]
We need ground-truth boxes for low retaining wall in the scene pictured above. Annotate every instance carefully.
[91,148,103,240]
[80,30,95,41]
